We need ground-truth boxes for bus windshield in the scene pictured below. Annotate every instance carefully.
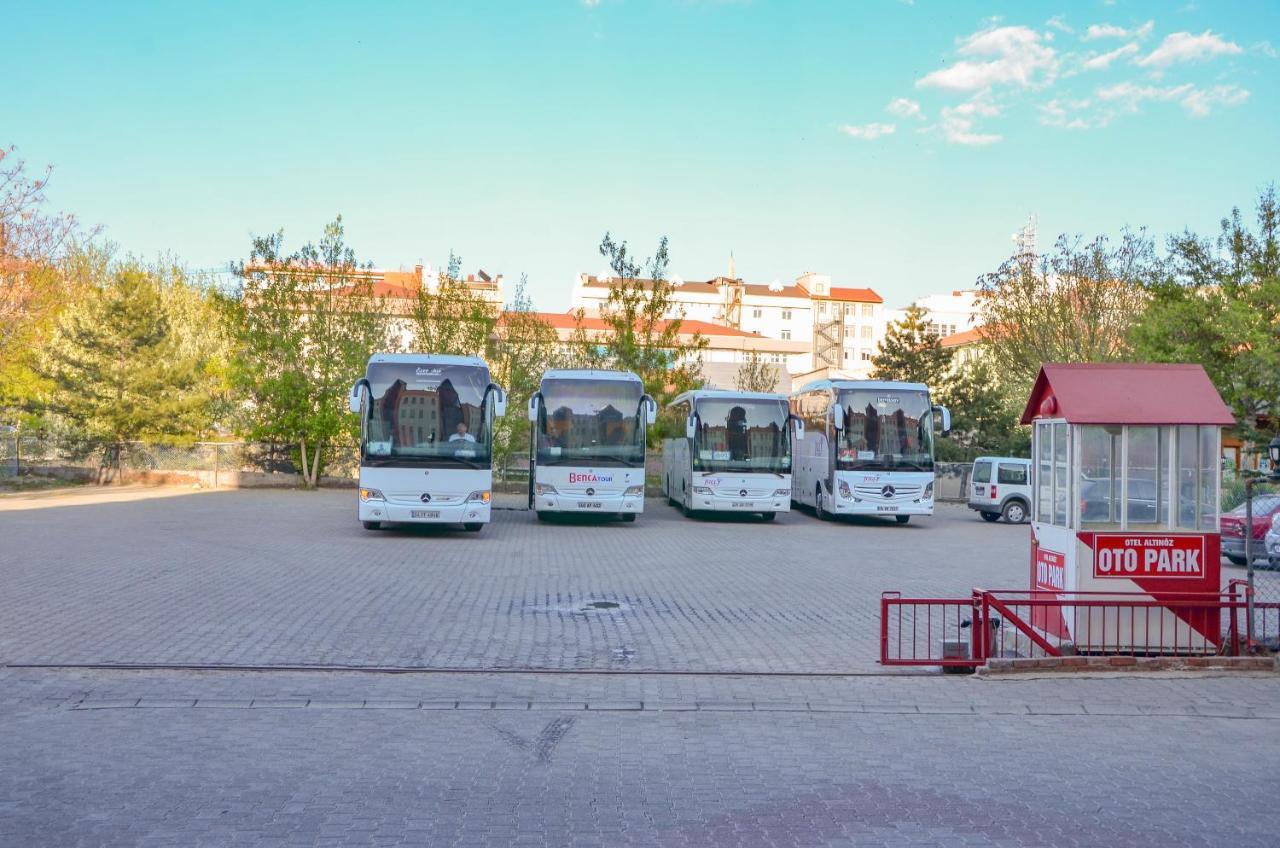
[362,362,492,467]
[693,398,790,474]
[537,378,644,467]
[834,389,934,472]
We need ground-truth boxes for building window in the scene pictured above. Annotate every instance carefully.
[752,308,762,319]
[860,350,871,361]
[781,330,791,340]
[781,309,792,321]
[861,304,873,318]
[818,303,827,315]
[860,325,872,340]
[843,350,850,361]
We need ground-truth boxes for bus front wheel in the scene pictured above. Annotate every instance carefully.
[895,515,911,525]
[362,521,382,531]
[759,512,776,522]
[814,485,829,521]
[463,522,484,532]
[620,512,637,523]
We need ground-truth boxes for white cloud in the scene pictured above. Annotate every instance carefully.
[838,122,896,140]
[886,97,924,119]
[939,91,1002,145]
[1038,98,1100,129]
[1136,30,1242,67]
[1046,15,1072,34]
[1083,42,1140,70]
[1180,84,1249,117]
[1083,20,1154,41]
[917,25,1058,91]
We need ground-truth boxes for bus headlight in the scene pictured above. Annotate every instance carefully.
[534,483,558,495]
[466,490,491,504]
[624,486,644,496]
[924,482,934,500]
[360,487,385,502]
[838,480,852,499]
[693,486,712,495]
[774,488,790,497]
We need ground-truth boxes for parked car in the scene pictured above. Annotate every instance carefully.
[1265,512,1280,567]
[1080,478,1160,524]
[1219,494,1280,566]
[968,457,1031,524]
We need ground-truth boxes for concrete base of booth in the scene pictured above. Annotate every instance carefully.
[977,655,1277,676]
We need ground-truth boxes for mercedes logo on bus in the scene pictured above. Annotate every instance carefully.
[420,493,432,503]
[586,487,595,497]
[739,489,748,497]
[881,485,896,499]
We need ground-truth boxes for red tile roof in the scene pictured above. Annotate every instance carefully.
[827,287,883,303]
[939,327,986,347]
[503,311,764,338]
[579,276,881,303]
[1019,363,1235,426]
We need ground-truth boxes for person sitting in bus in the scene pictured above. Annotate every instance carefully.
[726,406,749,461]
[448,421,476,443]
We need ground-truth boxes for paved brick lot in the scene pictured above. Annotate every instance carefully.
[1,489,1037,673]
[3,488,1278,846]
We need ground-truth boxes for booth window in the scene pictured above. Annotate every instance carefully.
[1197,425,1219,531]
[1035,421,1072,528]
[1126,426,1167,526]
[1079,425,1120,529]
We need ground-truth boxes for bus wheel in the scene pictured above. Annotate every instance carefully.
[463,522,484,532]
[362,521,381,531]
[620,512,637,523]
[535,511,550,522]
[759,512,776,522]
[667,477,677,507]
[894,515,911,525]
[814,485,829,521]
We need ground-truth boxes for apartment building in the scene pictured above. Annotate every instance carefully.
[570,269,886,379]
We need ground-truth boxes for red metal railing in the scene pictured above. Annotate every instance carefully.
[882,588,1257,668]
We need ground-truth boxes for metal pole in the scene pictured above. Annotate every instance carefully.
[1245,477,1255,650]
[214,444,220,490]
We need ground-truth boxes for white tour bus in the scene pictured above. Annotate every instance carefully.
[661,389,797,521]
[527,369,656,522]
[349,353,506,532]
[790,378,950,525]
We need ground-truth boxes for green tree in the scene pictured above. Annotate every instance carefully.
[1130,187,1280,445]
[935,358,1029,460]
[490,276,562,465]
[572,233,707,415]
[38,263,215,456]
[870,304,953,387]
[229,217,392,487]
[734,351,780,393]
[410,253,498,356]
[976,230,1152,390]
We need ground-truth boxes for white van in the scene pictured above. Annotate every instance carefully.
[968,456,1031,524]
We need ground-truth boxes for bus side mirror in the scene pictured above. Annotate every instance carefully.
[527,394,540,423]
[831,409,844,431]
[643,395,657,425]
[685,416,697,440]
[934,405,952,437]
[348,380,368,415]
[792,415,804,439]
[493,386,507,418]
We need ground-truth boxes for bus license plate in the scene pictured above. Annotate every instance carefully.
[731,501,752,508]
[411,510,440,519]
[577,501,602,509]
[876,506,899,512]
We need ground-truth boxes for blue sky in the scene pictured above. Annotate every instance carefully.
[5,0,1278,310]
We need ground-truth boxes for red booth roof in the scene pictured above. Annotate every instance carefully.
[1019,363,1235,426]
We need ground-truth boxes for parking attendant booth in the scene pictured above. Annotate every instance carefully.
[1021,363,1235,652]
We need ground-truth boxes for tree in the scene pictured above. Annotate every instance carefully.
[734,351,780,393]
[490,276,562,465]
[410,253,498,356]
[976,230,1152,389]
[571,233,707,414]
[1130,187,1280,445]
[38,263,216,461]
[870,304,953,387]
[229,217,392,487]
[935,358,1029,460]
